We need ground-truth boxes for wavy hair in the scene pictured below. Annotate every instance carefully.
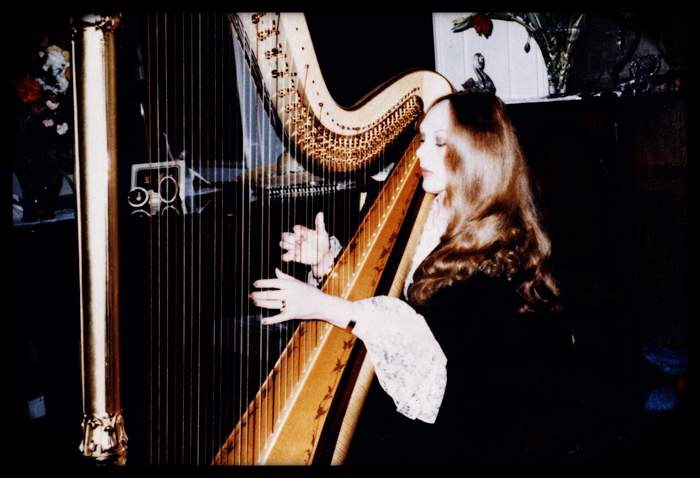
[407,92,560,313]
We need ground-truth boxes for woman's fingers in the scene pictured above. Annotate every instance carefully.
[253,278,286,289]
[261,312,292,325]
[281,233,300,247]
[250,289,285,301]
[253,270,299,290]
[275,267,296,280]
[315,211,326,234]
[281,232,300,245]
[251,270,307,320]
[293,225,311,238]
[280,233,308,260]
[279,238,298,252]
[253,299,285,310]
[281,251,295,262]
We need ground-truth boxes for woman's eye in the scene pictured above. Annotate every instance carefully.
[436,142,446,147]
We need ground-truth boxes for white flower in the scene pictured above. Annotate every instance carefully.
[39,45,70,94]
[46,99,60,110]
[57,122,69,135]
[42,118,54,128]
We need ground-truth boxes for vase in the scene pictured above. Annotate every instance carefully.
[532,14,585,97]
[18,149,65,222]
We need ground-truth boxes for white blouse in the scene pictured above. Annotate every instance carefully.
[350,193,451,424]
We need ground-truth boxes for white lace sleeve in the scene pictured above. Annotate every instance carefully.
[350,296,447,424]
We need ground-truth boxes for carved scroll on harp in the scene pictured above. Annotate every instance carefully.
[211,13,453,465]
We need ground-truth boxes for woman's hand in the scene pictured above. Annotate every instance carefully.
[250,268,354,329]
[280,211,334,277]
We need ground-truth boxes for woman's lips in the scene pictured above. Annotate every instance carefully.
[421,169,433,176]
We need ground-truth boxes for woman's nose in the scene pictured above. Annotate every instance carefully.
[416,143,426,162]
[417,149,430,168]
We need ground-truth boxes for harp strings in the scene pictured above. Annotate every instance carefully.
[196,12,202,464]
[146,13,159,463]
[240,13,249,464]
[143,11,412,464]
[267,12,278,458]
[263,13,272,459]
[214,12,221,463]
[240,13,279,462]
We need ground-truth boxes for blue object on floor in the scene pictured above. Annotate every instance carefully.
[644,386,679,414]
[642,344,687,376]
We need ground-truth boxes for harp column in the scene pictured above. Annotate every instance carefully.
[72,14,127,464]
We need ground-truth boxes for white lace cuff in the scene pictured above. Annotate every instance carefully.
[351,296,447,424]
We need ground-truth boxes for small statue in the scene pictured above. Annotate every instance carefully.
[461,53,496,94]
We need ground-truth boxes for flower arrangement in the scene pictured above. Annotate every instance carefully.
[452,13,586,96]
[16,44,72,142]
[14,43,74,221]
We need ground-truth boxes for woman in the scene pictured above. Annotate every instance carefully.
[251,92,575,463]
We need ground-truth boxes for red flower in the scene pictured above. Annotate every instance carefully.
[472,14,493,38]
[16,76,42,103]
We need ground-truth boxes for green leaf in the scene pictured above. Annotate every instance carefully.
[451,16,475,33]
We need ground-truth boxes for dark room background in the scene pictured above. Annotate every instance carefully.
[11,12,688,464]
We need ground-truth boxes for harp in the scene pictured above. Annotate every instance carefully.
[74,12,452,464]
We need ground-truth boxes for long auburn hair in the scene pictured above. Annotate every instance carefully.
[407,92,560,313]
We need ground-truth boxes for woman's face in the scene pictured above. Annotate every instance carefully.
[417,101,450,194]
